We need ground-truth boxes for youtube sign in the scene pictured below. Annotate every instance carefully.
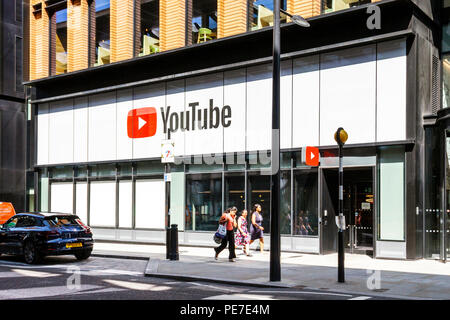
[127,107,157,139]
[301,146,320,167]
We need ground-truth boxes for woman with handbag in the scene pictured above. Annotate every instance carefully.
[214,207,238,262]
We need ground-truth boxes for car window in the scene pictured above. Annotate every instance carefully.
[5,217,18,228]
[46,215,80,226]
[15,216,37,228]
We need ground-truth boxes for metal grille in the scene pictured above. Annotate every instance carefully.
[431,54,441,115]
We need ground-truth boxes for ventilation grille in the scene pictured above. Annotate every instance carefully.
[431,54,441,115]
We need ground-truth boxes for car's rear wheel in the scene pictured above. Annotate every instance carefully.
[23,241,41,264]
[74,249,92,261]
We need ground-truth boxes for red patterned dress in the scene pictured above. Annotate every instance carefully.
[235,216,250,247]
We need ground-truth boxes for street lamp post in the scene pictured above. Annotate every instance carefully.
[270,1,310,282]
[334,127,348,283]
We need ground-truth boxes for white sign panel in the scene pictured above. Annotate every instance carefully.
[161,140,175,163]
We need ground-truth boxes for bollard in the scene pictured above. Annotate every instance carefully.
[169,224,179,261]
[166,227,171,260]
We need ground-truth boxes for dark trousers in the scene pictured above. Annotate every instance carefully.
[215,230,236,259]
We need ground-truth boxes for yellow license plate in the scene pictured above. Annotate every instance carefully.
[66,243,82,248]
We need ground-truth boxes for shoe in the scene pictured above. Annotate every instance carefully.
[214,251,218,260]
[229,258,236,262]
[246,253,253,257]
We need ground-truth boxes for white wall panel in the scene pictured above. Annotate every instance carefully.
[376,40,407,142]
[132,83,166,159]
[49,99,74,164]
[320,45,376,145]
[292,55,320,148]
[73,97,88,163]
[246,64,272,151]
[281,60,293,149]
[185,73,224,156]
[75,182,88,223]
[224,69,246,153]
[166,80,186,156]
[119,180,133,228]
[89,181,116,227]
[88,92,117,162]
[135,179,165,229]
[50,182,73,214]
[116,89,134,160]
[37,103,49,165]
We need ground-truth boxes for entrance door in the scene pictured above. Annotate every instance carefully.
[321,167,375,255]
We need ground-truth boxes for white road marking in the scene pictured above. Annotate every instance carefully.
[349,296,372,300]
[0,285,102,300]
[188,282,240,293]
[103,279,171,291]
[12,268,62,278]
[249,290,353,297]
[70,287,127,296]
[204,294,276,300]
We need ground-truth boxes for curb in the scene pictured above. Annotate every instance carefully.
[144,272,294,289]
[144,258,294,289]
[92,252,150,261]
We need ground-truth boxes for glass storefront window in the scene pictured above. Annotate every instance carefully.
[89,164,116,178]
[322,0,371,14]
[186,174,222,231]
[54,8,67,75]
[190,0,217,45]
[138,0,160,56]
[119,163,133,176]
[247,174,271,233]
[136,161,164,175]
[51,166,73,179]
[378,146,405,241]
[443,55,450,109]
[75,166,88,178]
[280,170,291,235]
[293,169,318,236]
[95,0,111,66]
[224,173,245,211]
[248,0,287,31]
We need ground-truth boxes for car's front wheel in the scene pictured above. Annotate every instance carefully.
[74,249,92,261]
[23,241,41,264]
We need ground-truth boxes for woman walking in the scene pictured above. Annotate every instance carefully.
[214,207,238,262]
[249,204,264,253]
[235,209,251,256]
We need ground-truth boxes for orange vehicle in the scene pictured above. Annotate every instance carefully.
[0,202,16,225]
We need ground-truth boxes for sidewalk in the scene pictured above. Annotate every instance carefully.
[92,241,450,300]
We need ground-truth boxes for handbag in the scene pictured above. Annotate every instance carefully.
[215,223,227,239]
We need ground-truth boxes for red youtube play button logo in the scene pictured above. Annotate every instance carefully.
[127,107,157,139]
[302,146,320,167]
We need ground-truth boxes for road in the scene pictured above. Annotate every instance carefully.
[0,254,391,301]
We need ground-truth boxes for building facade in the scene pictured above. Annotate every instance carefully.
[0,1,26,212]
[24,0,447,260]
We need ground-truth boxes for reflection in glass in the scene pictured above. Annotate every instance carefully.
[55,8,67,74]
[322,0,370,14]
[443,55,450,108]
[293,170,318,236]
[280,171,291,235]
[139,0,160,56]
[191,0,217,44]
[248,0,286,31]
[225,173,245,211]
[186,174,222,231]
[95,0,110,66]
[424,127,442,258]
[247,174,270,233]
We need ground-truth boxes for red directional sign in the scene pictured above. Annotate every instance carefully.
[302,146,320,167]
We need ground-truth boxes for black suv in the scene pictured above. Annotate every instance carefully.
[0,212,94,264]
